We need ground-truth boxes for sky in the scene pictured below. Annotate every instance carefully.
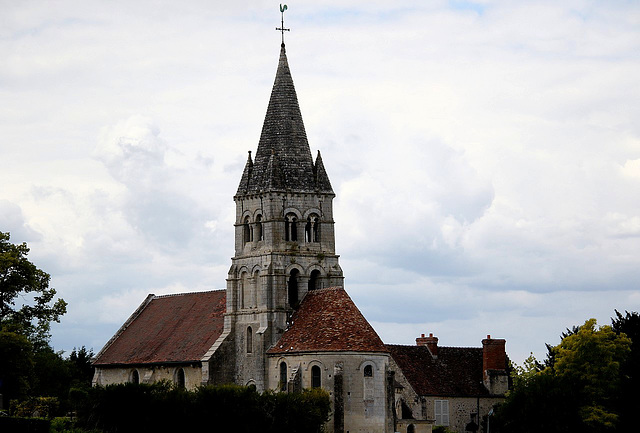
[1,0,639,365]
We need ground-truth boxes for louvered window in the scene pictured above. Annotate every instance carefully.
[435,400,449,426]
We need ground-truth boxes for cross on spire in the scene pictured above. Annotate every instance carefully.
[276,4,290,44]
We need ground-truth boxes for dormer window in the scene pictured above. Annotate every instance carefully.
[305,214,320,242]
[285,213,297,241]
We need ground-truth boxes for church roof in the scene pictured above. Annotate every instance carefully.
[236,44,334,195]
[387,344,491,397]
[93,290,226,366]
[267,287,387,354]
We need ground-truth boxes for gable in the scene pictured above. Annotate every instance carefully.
[93,290,226,366]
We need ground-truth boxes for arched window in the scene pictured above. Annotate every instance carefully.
[311,365,321,388]
[308,269,320,291]
[364,364,373,377]
[255,214,263,241]
[240,272,251,309]
[407,424,415,433]
[364,364,374,400]
[305,214,320,242]
[288,269,299,307]
[246,326,253,353]
[280,362,287,392]
[130,369,139,384]
[176,368,185,389]
[243,216,252,243]
[285,213,297,241]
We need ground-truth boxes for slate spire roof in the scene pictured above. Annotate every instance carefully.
[267,287,388,354]
[236,43,334,195]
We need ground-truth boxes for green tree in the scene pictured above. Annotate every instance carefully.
[0,231,67,345]
[496,318,631,433]
[0,231,68,405]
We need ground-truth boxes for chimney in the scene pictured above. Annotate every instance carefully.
[482,335,508,395]
[482,335,506,371]
[416,333,438,357]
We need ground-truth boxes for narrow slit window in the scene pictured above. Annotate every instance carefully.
[311,365,321,388]
[255,215,263,241]
[280,362,287,392]
[246,326,253,353]
[243,216,252,243]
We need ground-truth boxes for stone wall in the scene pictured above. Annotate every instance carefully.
[267,351,392,433]
[93,364,201,391]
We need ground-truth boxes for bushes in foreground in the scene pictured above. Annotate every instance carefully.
[76,382,330,433]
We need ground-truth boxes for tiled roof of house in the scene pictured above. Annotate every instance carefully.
[236,43,333,196]
[387,344,490,397]
[93,290,226,366]
[267,287,387,354]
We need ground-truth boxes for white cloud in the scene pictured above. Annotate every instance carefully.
[1,0,639,364]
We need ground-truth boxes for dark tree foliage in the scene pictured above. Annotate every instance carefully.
[0,231,67,345]
[611,310,640,432]
[77,382,331,433]
[0,330,35,401]
[68,346,95,388]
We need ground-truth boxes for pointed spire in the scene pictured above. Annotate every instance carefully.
[240,44,318,194]
[314,150,333,193]
[236,151,254,195]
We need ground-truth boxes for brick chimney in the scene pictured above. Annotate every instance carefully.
[416,333,438,357]
[482,335,508,395]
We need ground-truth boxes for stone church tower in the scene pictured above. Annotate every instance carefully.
[225,43,344,390]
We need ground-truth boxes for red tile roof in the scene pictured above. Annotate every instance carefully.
[267,287,387,354]
[93,290,226,366]
[387,344,490,397]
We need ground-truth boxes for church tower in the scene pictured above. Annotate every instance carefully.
[226,43,344,390]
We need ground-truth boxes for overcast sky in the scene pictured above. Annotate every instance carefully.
[2,0,639,365]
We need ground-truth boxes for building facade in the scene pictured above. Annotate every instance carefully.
[93,41,509,433]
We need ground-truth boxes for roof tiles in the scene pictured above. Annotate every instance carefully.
[93,290,226,366]
[387,344,490,397]
[268,287,387,354]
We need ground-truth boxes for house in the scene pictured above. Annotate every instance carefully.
[389,334,508,433]
[93,38,509,433]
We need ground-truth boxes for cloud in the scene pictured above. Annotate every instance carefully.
[2,0,640,366]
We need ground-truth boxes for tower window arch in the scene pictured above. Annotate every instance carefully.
[288,269,300,307]
[280,362,287,392]
[243,216,252,243]
[255,214,263,241]
[311,365,321,388]
[246,326,253,353]
[308,269,321,291]
[305,214,320,242]
[285,213,297,241]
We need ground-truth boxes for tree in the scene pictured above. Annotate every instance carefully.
[0,330,35,401]
[496,318,631,433]
[0,231,67,345]
[0,231,67,405]
[611,310,640,432]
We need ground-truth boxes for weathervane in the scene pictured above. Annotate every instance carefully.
[276,4,290,44]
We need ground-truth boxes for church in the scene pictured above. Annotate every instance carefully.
[93,39,509,433]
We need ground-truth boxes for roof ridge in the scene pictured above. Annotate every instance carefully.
[153,289,224,299]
